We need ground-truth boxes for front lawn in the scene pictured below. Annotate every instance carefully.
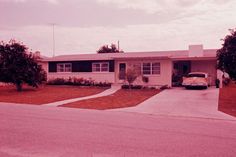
[0,85,107,105]
[61,89,160,110]
[218,82,236,117]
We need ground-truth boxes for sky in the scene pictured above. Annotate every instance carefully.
[0,0,236,57]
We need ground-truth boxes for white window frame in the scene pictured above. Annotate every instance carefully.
[152,62,161,75]
[57,63,72,73]
[142,62,160,75]
[92,62,109,72]
[142,63,151,75]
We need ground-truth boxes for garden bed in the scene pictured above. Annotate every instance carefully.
[0,85,107,105]
[61,89,160,110]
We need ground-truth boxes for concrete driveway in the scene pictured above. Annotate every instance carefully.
[115,87,235,120]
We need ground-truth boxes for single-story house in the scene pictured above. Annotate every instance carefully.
[41,45,217,87]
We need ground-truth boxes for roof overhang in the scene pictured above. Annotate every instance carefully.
[171,56,216,61]
[43,57,113,62]
[112,56,170,60]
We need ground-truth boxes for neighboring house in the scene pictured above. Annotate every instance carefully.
[42,45,217,87]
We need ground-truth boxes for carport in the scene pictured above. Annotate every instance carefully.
[172,58,217,86]
[171,45,217,87]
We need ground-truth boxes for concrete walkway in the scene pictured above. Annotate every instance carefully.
[114,87,236,120]
[43,85,121,107]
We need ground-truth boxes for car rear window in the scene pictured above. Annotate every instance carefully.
[187,74,206,78]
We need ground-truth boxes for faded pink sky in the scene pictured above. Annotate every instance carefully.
[0,0,236,56]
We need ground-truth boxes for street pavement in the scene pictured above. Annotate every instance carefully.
[114,87,235,120]
[1,103,236,157]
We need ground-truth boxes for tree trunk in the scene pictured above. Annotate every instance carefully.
[16,83,22,92]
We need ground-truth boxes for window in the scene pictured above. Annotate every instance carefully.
[152,63,160,74]
[57,63,72,72]
[92,62,109,72]
[142,62,160,75]
[92,63,100,72]
[101,63,109,72]
[142,63,151,75]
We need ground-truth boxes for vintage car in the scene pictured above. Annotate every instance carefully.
[182,72,209,89]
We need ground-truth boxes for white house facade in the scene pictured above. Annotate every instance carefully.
[42,45,217,87]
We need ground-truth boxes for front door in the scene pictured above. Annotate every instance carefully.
[119,63,126,80]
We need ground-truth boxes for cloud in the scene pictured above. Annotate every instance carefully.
[1,9,234,57]
[0,0,59,4]
[97,0,163,14]
[0,0,26,2]
[96,0,235,16]
[96,0,201,14]
[0,0,235,56]
[46,0,58,4]
[99,0,154,14]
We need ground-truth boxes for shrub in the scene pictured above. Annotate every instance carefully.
[160,85,169,90]
[83,78,94,86]
[47,77,111,87]
[121,84,130,89]
[142,76,149,83]
[223,78,230,86]
[215,79,220,88]
[121,84,143,89]
[94,82,112,87]
[47,78,65,85]
[73,77,84,85]
[132,85,143,89]
[150,87,156,90]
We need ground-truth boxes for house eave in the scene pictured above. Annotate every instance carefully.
[171,56,216,61]
[112,56,170,60]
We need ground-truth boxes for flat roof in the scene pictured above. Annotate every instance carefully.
[43,49,217,62]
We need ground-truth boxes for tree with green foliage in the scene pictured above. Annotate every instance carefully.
[97,43,123,53]
[217,28,236,80]
[0,40,46,91]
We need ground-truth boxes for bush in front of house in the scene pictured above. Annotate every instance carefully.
[122,84,169,90]
[121,84,143,89]
[72,77,84,85]
[142,76,149,83]
[215,79,220,88]
[94,81,112,87]
[223,77,231,86]
[47,78,65,85]
[47,77,111,87]
[160,85,169,90]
